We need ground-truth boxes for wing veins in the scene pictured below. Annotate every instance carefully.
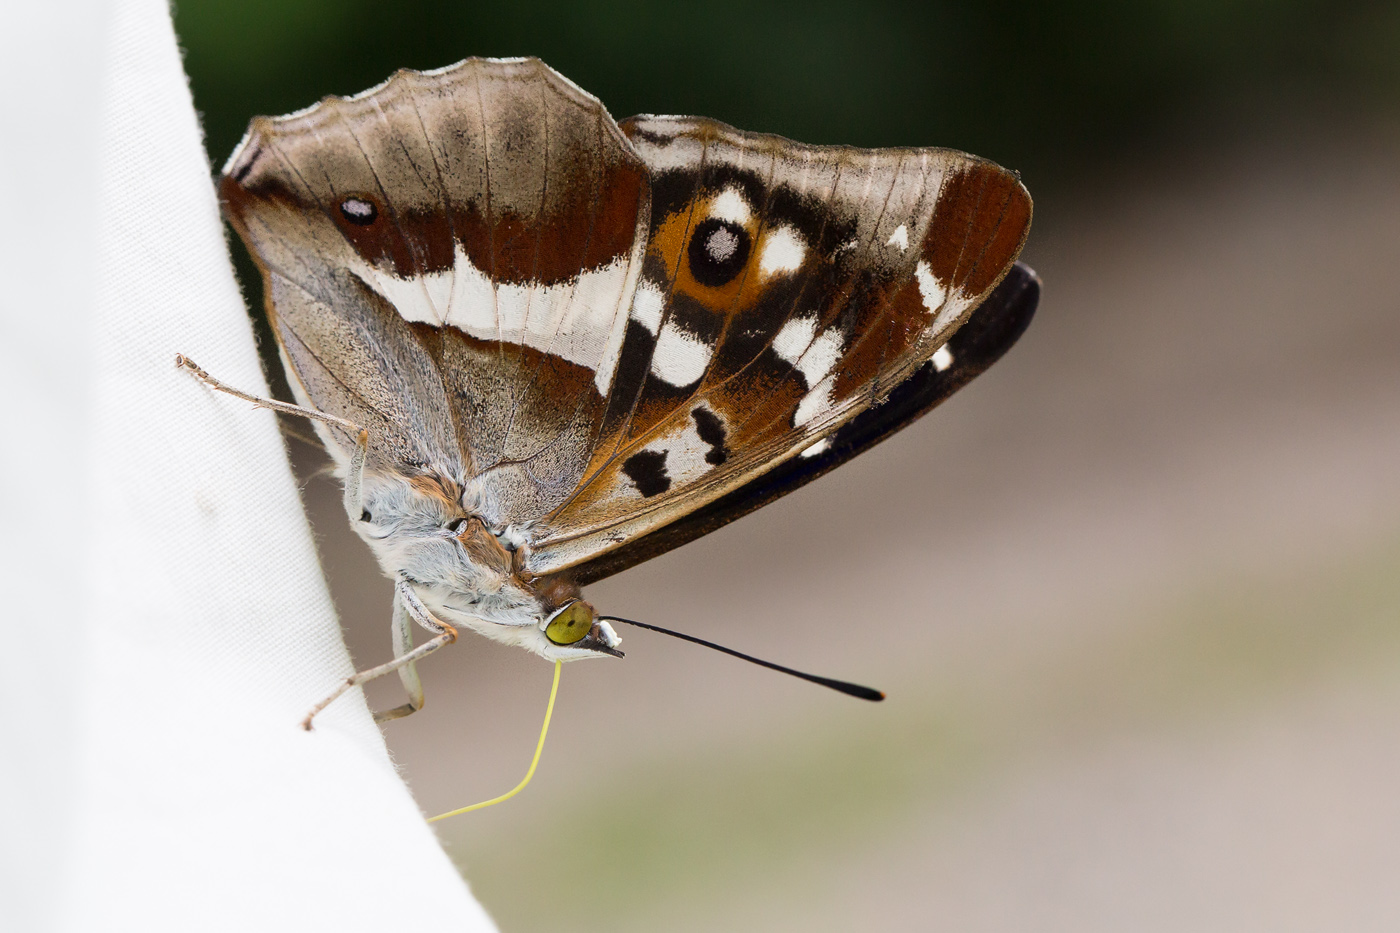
[501,109,612,469]
[727,149,905,442]
[544,132,712,519]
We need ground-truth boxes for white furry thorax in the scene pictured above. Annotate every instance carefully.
[354,470,540,630]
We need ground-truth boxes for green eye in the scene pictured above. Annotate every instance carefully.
[545,602,594,646]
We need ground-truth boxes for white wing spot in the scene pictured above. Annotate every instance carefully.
[775,318,843,387]
[642,410,727,486]
[800,437,832,458]
[709,187,752,226]
[795,379,834,426]
[916,260,947,313]
[886,224,909,251]
[773,316,816,364]
[630,281,665,335]
[759,226,806,278]
[423,272,454,321]
[800,328,844,387]
[932,344,954,372]
[650,322,712,386]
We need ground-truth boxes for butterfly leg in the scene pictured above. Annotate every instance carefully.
[370,592,427,723]
[300,581,457,730]
[175,354,371,520]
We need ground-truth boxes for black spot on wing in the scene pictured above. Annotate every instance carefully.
[622,449,671,497]
[691,407,728,465]
[596,259,669,429]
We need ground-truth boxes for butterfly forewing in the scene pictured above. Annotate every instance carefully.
[221,59,651,518]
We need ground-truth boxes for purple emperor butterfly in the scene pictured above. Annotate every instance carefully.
[197,57,1036,727]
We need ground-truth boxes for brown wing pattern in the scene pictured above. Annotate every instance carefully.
[220,58,1030,576]
[526,117,1031,573]
[221,58,650,522]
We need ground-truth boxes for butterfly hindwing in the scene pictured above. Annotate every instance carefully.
[526,116,1031,574]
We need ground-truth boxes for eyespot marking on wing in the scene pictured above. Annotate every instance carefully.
[687,218,751,288]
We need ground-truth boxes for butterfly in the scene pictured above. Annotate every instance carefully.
[197,56,1036,728]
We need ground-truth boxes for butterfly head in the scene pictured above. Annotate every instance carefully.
[434,588,622,663]
[537,600,623,660]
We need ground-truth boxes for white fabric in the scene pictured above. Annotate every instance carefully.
[0,1,495,929]
[0,2,106,928]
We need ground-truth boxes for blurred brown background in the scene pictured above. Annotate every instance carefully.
[177,1,1400,929]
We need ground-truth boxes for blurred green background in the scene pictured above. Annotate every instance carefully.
[175,2,1400,931]
[178,0,1399,188]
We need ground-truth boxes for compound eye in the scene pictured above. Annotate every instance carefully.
[544,601,594,646]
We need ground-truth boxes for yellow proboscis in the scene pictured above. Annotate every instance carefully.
[426,659,562,823]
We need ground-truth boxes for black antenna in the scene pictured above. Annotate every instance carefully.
[603,617,885,702]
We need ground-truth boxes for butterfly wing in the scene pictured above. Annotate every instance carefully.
[525,116,1031,575]
[564,261,1040,585]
